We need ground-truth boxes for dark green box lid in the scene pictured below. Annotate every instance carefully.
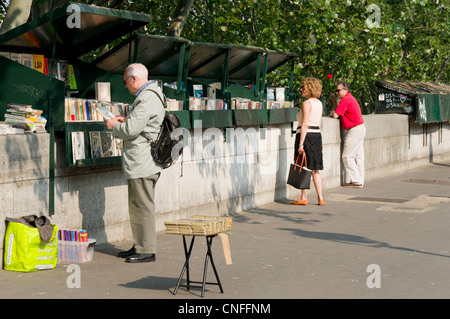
[0,2,152,59]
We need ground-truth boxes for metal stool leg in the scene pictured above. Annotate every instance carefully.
[173,234,224,297]
[205,235,223,294]
[173,235,195,295]
[201,247,210,297]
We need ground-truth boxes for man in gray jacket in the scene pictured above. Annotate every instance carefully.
[105,63,165,263]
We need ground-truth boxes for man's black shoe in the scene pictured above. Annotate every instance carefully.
[125,253,156,263]
[117,246,136,258]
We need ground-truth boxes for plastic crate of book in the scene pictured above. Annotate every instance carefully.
[57,239,96,263]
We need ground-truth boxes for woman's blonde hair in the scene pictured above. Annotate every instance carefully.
[302,77,322,98]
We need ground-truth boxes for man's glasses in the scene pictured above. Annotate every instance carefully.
[335,88,345,93]
[123,75,133,85]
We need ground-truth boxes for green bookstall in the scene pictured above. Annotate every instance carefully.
[0,2,298,215]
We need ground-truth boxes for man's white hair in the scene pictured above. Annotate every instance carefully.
[125,63,148,79]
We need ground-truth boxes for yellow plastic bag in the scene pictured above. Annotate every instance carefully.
[4,219,58,272]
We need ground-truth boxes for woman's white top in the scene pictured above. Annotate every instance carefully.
[296,98,322,133]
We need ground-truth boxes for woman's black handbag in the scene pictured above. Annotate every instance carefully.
[287,150,312,189]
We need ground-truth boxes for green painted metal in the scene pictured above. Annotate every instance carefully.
[0,55,65,122]
[132,37,140,64]
[416,94,450,124]
[191,110,233,128]
[92,34,298,128]
[1,1,299,173]
[221,49,231,95]
[254,53,261,98]
[285,107,298,122]
[227,83,265,102]
[234,109,268,126]
[182,44,191,99]
[92,33,190,79]
[375,80,450,123]
[268,108,298,124]
[64,122,122,167]
[439,94,450,122]
[73,59,134,102]
[177,43,186,95]
[48,95,55,216]
[259,53,269,97]
[170,110,191,129]
[0,2,152,59]
[0,4,151,220]
[92,33,191,109]
[0,3,154,200]
[0,56,64,217]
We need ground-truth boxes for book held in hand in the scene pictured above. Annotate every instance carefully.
[96,106,116,120]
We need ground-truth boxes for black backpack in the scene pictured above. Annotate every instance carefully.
[141,90,183,167]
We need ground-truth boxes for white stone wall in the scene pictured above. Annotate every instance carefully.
[1,114,449,250]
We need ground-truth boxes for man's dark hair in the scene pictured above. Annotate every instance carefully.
[337,81,351,91]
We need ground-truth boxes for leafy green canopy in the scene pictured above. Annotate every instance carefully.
[2,0,448,113]
[138,0,449,113]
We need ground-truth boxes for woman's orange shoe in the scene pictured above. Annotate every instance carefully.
[290,199,308,205]
[318,199,325,206]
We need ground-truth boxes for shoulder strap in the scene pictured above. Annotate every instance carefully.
[148,89,167,109]
[140,89,167,142]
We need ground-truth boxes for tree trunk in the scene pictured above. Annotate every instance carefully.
[167,0,195,37]
[436,57,449,82]
[0,0,33,34]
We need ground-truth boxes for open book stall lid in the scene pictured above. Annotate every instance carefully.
[0,2,152,59]
[92,33,297,82]
[375,80,450,95]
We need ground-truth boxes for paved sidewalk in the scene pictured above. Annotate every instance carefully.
[1,160,450,300]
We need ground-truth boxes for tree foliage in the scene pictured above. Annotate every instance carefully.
[117,0,449,113]
[172,0,449,113]
[1,0,448,113]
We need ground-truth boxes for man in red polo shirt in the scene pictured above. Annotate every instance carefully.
[332,81,366,187]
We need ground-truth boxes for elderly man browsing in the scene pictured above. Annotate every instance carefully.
[105,63,165,263]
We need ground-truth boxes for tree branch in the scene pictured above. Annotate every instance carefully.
[167,0,195,37]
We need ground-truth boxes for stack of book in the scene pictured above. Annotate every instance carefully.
[231,98,264,110]
[0,123,24,135]
[189,97,227,110]
[0,52,77,89]
[165,216,232,235]
[265,86,295,109]
[65,98,130,122]
[58,229,89,242]
[266,100,295,109]
[3,104,47,133]
[167,98,184,111]
[57,229,96,263]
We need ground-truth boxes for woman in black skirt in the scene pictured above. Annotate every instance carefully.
[290,77,325,206]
